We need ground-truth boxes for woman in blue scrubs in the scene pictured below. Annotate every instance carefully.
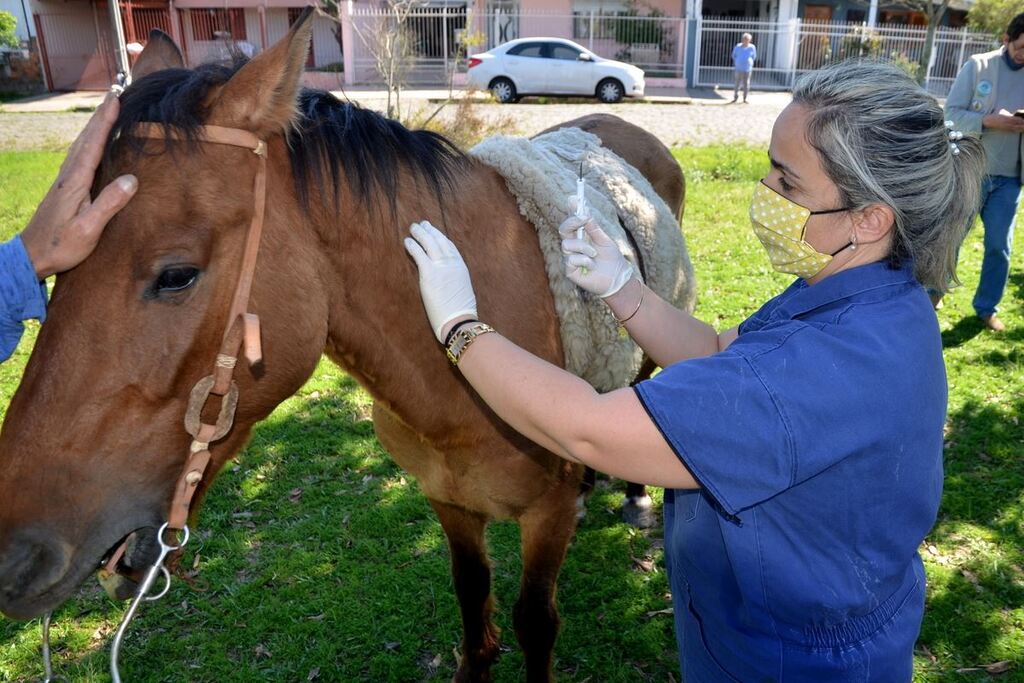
[405,61,985,681]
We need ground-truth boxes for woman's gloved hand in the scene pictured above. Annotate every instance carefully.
[559,207,634,298]
[404,221,478,343]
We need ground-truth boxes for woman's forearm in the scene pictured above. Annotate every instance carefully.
[603,278,722,366]
[453,331,700,489]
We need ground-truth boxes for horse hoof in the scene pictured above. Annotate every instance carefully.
[622,495,655,528]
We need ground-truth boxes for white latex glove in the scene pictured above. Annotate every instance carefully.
[559,211,634,298]
[404,221,478,342]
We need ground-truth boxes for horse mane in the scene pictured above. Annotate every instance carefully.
[107,59,467,216]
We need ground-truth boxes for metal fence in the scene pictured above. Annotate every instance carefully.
[347,7,686,85]
[693,17,996,96]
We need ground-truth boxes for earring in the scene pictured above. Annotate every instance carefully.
[850,234,857,251]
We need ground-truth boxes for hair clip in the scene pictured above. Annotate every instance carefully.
[945,121,963,156]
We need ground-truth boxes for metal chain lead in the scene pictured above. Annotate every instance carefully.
[110,523,189,683]
[40,612,68,683]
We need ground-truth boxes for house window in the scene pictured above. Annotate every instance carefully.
[878,10,927,25]
[193,8,246,41]
[572,0,630,40]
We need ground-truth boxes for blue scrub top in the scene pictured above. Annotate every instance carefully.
[634,260,945,682]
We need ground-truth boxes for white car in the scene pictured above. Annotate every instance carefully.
[466,37,646,104]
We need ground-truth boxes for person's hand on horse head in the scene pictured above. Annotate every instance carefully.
[404,220,479,343]
[559,202,634,299]
[21,92,138,280]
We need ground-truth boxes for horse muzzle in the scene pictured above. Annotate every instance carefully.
[0,527,74,619]
[97,527,162,600]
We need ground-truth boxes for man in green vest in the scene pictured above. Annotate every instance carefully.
[944,12,1024,331]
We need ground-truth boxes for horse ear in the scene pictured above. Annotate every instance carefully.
[132,29,184,82]
[209,7,314,135]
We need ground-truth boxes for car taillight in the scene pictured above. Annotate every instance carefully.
[468,57,482,69]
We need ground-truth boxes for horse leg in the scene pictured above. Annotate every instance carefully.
[622,482,655,528]
[514,489,577,682]
[576,467,596,523]
[430,499,501,683]
[621,356,658,528]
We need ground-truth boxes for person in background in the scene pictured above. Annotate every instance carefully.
[404,61,984,680]
[0,92,137,362]
[943,11,1024,331]
[731,32,756,104]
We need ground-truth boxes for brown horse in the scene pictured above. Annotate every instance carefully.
[0,13,684,682]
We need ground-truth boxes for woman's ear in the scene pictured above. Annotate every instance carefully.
[851,204,896,245]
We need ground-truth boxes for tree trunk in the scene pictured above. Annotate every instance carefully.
[917,0,951,86]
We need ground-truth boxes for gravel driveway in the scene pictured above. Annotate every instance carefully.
[0,94,787,153]
[465,99,786,148]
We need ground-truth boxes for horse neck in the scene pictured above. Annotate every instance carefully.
[314,165,468,416]
[308,157,563,435]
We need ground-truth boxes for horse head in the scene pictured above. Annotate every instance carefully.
[0,10,329,619]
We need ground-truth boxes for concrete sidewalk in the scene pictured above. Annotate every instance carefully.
[1,85,792,113]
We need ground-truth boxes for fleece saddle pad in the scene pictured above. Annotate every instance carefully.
[470,127,696,391]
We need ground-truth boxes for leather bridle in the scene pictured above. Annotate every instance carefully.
[85,122,272,683]
[102,122,267,577]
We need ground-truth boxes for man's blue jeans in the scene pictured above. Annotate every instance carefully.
[973,175,1022,317]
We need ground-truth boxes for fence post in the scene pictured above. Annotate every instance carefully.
[787,17,800,88]
[956,25,967,71]
[341,0,354,86]
[692,15,702,86]
[677,17,685,79]
[924,28,937,89]
[588,11,595,51]
[442,6,449,79]
[168,0,183,49]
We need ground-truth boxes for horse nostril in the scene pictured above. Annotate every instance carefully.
[0,530,72,606]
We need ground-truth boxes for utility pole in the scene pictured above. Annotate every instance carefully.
[19,0,32,40]
[107,0,131,87]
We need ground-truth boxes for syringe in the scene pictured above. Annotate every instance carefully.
[575,161,588,239]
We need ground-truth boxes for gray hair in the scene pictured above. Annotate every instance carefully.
[792,61,985,292]
[742,33,753,40]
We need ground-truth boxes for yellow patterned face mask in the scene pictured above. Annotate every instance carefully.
[749,181,851,279]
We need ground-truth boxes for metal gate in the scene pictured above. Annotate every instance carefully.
[35,3,116,91]
[35,0,172,91]
[693,16,996,96]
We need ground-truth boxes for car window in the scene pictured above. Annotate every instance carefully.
[550,44,582,61]
[507,42,544,58]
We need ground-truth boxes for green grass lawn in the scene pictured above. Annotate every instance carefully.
[0,147,1022,682]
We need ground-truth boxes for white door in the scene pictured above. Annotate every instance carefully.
[545,42,592,94]
[502,41,547,93]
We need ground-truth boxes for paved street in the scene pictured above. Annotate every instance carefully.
[0,88,790,152]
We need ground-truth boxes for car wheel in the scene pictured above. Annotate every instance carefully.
[596,79,624,104]
[490,77,517,104]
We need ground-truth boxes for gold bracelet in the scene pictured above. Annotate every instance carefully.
[613,279,645,326]
[446,322,496,366]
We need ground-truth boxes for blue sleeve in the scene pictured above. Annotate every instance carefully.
[751,46,757,62]
[635,321,887,516]
[0,235,48,362]
[731,45,738,60]
[634,338,796,516]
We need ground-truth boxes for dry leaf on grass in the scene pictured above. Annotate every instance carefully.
[956,661,1012,674]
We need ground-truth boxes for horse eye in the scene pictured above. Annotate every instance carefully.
[153,267,199,294]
